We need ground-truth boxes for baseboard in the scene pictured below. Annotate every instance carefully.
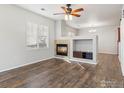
[118,57,124,76]
[120,63,124,76]
[0,57,54,73]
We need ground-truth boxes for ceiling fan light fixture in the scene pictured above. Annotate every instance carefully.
[54,4,83,20]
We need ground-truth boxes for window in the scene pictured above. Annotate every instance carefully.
[38,25,49,48]
[26,22,49,49]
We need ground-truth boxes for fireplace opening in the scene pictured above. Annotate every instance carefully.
[56,44,68,56]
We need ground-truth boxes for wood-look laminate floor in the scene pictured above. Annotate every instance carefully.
[0,53,123,88]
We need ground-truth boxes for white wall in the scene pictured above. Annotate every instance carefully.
[73,40,93,52]
[77,26,118,54]
[0,5,55,72]
[61,21,78,37]
[120,5,124,76]
[55,20,78,39]
[55,21,62,40]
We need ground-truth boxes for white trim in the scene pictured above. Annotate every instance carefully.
[120,61,124,76]
[0,57,54,73]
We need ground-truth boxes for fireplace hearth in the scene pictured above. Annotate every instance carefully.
[56,44,68,56]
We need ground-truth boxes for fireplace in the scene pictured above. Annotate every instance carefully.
[56,44,68,56]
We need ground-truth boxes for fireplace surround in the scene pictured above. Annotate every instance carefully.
[56,44,68,56]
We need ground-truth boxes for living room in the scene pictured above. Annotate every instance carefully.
[0,4,124,88]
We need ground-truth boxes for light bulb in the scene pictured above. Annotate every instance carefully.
[65,15,68,20]
[69,15,72,20]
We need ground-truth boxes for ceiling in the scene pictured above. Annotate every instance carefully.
[18,4,122,29]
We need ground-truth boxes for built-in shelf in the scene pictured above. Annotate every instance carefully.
[70,36,98,64]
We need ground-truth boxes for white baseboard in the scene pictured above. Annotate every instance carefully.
[120,63,124,76]
[0,57,54,73]
[118,55,124,76]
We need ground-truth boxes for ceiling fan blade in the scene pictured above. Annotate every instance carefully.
[61,7,67,13]
[72,8,84,13]
[53,13,65,15]
[71,14,81,17]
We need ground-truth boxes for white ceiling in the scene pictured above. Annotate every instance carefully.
[18,4,122,29]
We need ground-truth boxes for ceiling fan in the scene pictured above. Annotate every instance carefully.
[53,4,84,20]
